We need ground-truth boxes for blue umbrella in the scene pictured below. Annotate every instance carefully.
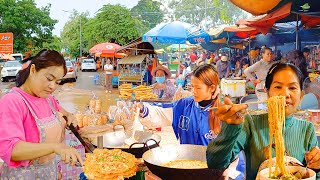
[143,21,211,44]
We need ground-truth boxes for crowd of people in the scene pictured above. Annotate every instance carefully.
[1,47,318,179]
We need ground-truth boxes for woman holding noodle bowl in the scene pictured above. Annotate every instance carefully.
[206,63,320,179]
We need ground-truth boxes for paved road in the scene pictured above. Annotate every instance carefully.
[0,69,119,113]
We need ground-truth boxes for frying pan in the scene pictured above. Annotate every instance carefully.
[142,144,225,180]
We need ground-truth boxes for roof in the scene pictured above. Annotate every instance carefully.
[118,55,147,65]
[116,37,155,54]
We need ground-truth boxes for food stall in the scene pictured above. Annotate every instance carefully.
[117,55,149,86]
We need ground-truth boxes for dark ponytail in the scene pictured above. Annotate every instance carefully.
[16,49,67,87]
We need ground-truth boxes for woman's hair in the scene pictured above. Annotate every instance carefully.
[265,63,304,91]
[192,64,221,134]
[16,49,67,87]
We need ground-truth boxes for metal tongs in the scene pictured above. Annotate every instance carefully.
[63,116,94,153]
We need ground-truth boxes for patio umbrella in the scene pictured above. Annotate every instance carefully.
[229,0,281,16]
[236,1,320,49]
[143,21,211,44]
[89,43,121,57]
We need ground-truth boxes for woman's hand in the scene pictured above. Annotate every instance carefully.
[215,98,248,125]
[305,146,320,169]
[133,102,144,117]
[53,143,83,166]
[66,113,77,126]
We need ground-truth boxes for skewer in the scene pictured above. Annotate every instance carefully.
[208,100,267,111]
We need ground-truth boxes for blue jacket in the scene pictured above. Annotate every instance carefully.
[172,97,217,145]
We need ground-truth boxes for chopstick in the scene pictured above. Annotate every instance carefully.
[208,100,267,111]
[63,116,94,153]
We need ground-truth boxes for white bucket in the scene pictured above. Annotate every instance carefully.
[257,166,316,180]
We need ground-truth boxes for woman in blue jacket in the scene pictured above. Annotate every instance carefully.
[138,64,245,179]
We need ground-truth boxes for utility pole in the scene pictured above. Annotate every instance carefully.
[80,16,82,58]
[63,10,82,59]
[204,0,207,30]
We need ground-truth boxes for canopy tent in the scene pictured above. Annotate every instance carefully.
[143,21,211,44]
[236,1,320,49]
[236,2,320,35]
[118,55,147,65]
[116,37,155,54]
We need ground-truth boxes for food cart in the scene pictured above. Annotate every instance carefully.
[117,55,149,86]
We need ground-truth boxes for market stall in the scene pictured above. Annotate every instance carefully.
[117,55,149,86]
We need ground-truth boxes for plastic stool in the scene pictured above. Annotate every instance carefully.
[93,73,100,85]
[299,93,319,110]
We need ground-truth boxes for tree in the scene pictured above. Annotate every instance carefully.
[131,0,164,32]
[61,10,90,58]
[0,0,57,54]
[168,0,247,28]
[84,4,140,47]
[61,5,141,58]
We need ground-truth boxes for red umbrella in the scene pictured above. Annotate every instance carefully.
[89,43,121,57]
[236,2,292,34]
[224,25,260,38]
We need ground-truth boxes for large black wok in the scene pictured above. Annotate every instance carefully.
[142,144,225,180]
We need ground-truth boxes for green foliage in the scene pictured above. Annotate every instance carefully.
[61,4,141,58]
[168,0,246,27]
[131,0,164,32]
[88,4,139,45]
[0,0,57,54]
[61,10,90,58]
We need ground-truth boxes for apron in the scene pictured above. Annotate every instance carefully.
[1,90,66,180]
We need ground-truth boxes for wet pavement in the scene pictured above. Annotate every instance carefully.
[0,70,119,113]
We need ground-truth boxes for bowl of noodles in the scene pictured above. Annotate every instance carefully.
[258,166,316,180]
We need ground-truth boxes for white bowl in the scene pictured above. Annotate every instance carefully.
[258,166,316,180]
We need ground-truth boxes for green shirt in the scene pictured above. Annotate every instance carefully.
[206,113,319,179]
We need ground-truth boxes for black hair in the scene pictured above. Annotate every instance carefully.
[16,49,67,87]
[302,47,310,53]
[265,63,304,91]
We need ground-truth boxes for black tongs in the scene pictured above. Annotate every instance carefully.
[63,116,94,153]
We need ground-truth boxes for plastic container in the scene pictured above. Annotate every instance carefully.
[221,79,246,97]
[308,109,320,132]
[258,166,316,180]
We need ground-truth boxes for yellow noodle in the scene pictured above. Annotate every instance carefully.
[267,96,288,177]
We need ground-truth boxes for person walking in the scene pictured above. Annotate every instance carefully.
[104,59,113,93]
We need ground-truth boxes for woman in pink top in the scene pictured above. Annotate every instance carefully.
[0,49,83,179]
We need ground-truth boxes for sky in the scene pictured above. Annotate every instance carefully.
[35,0,140,36]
